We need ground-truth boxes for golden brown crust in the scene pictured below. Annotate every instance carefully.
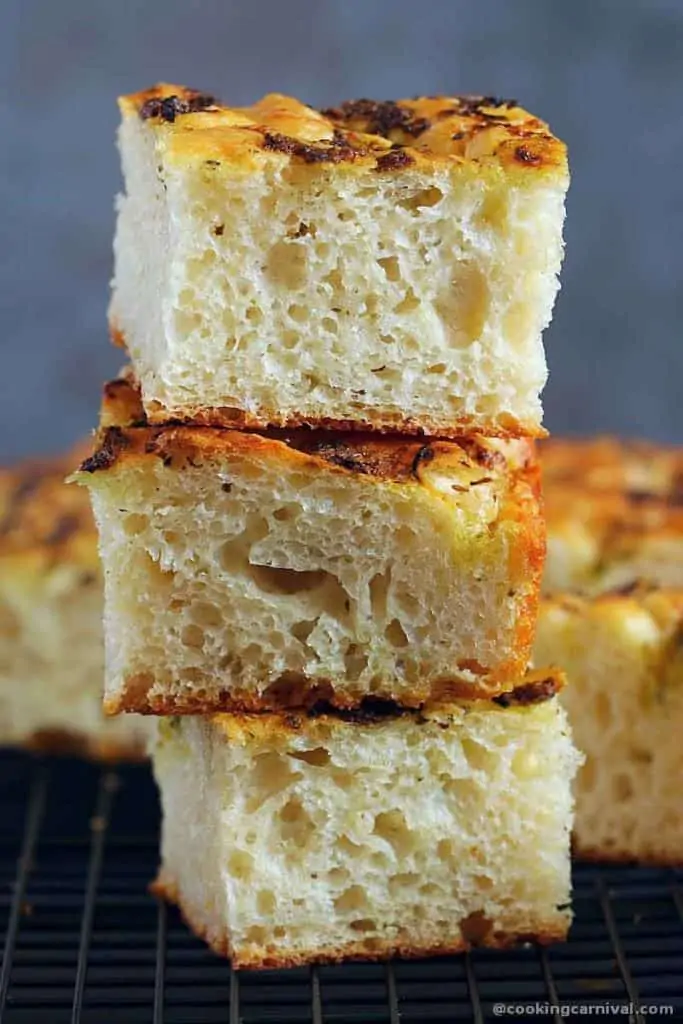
[142,396,548,440]
[0,442,98,568]
[81,374,541,485]
[542,436,683,498]
[121,84,567,181]
[146,671,564,747]
[542,437,683,588]
[152,872,568,970]
[102,353,548,439]
[16,728,147,763]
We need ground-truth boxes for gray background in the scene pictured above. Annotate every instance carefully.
[2,0,681,461]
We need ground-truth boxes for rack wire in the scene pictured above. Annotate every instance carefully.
[1,750,682,1023]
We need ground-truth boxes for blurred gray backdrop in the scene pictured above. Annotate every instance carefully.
[1,0,681,461]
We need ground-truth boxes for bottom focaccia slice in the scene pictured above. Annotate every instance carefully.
[534,586,683,864]
[0,445,150,760]
[152,673,579,969]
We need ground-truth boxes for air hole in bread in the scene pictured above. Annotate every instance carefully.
[227,850,253,880]
[385,618,409,649]
[278,797,316,847]
[266,240,307,290]
[398,187,444,212]
[122,513,149,536]
[327,868,350,886]
[244,925,267,943]
[288,303,308,323]
[350,918,376,933]
[288,747,331,767]
[190,601,223,628]
[343,644,368,681]
[512,748,540,781]
[337,834,363,857]
[334,885,368,914]
[373,810,416,856]
[272,505,298,522]
[180,624,204,649]
[394,288,420,314]
[257,889,276,915]
[246,752,298,812]
[249,565,328,596]
[461,737,496,772]
[388,872,420,896]
[282,330,300,350]
[460,910,493,945]
[377,256,401,283]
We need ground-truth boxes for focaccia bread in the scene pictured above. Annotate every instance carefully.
[534,587,683,864]
[152,673,579,968]
[542,437,683,595]
[0,446,149,760]
[111,84,568,437]
[75,375,545,715]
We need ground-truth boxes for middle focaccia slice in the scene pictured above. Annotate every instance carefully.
[76,374,544,714]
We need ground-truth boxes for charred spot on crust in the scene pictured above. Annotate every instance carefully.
[307,697,420,725]
[456,95,518,114]
[79,427,130,473]
[375,149,414,172]
[411,445,435,478]
[310,441,375,474]
[323,99,431,140]
[456,438,506,471]
[139,91,216,123]
[492,677,560,708]
[262,130,362,164]
[514,144,543,166]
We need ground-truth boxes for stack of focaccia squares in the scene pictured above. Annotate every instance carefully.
[76,84,580,968]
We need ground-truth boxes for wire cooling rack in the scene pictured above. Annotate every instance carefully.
[1,750,682,1024]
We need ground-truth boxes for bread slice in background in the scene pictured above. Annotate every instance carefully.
[75,374,545,715]
[0,445,149,760]
[151,672,579,969]
[535,587,683,865]
[542,437,683,594]
[111,84,568,438]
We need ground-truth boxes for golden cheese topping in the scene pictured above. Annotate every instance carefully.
[120,83,567,177]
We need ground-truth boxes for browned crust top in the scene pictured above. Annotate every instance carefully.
[542,436,683,563]
[0,442,97,562]
[121,83,567,177]
[193,669,566,744]
[78,373,537,489]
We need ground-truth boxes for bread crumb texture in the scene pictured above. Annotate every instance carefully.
[535,587,683,864]
[76,376,545,712]
[111,84,568,436]
[152,697,579,967]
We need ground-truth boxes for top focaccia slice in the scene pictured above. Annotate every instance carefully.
[111,84,568,437]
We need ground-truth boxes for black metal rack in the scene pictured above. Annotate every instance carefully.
[1,751,682,1023]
